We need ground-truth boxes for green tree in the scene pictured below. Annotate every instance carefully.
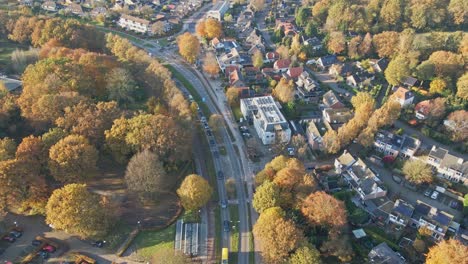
[177,174,213,211]
[46,184,111,239]
[296,7,310,27]
[415,61,435,81]
[305,21,318,37]
[456,73,468,100]
[385,55,411,85]
[289,245,322,264]
[49,135,98,183]
[402,160,433,185]
[41,128,68,149]
[0,137,16,161]
[125,150,168,198]
[253,180,281,213]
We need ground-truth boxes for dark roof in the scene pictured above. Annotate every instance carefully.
[402,136,419,150]
[376,58,389,71]
[402,76,418,87]
[318,55,338,67]
[322,90,342,107]
[368,243,404,264]
[393,200,414,217]
[433,212,452,226]
[415,202,431,215]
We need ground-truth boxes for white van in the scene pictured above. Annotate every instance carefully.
[431,191,439,200]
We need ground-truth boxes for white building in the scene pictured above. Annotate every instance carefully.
[206,1,229,21]
[118,14,150,34]
[240,96,291,145]
[427,146,467,184]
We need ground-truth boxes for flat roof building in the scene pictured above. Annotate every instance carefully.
[206,1,229,21]
[240,96,291,145]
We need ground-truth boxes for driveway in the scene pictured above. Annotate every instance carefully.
[368,162,463,221]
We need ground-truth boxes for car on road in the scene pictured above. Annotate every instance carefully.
[213,150,219,158]
[431,191,439,200]
[223,221,230,232]
[38,250,49,259]
[217,171,224,180]
[92,240,106,248]
[220,200,227,209]
[424,189,432,197]
[210,139,215,145]
[207,130,212,137]
[32,240,42,246]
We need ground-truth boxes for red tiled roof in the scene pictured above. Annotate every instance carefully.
[274,59,291,69]
[266,52,279,60]
[288,67,303,78]
[415,100,432,115]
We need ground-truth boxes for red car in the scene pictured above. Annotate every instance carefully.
[42,245,56,253]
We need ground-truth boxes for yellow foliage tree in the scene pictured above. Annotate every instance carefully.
[177,32,200,64]
[177,174,213,210]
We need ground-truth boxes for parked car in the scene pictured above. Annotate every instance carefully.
[42,245,56,253]
[92,240,105,248]
[2,236,15,243]
[217,171,224,180]
[9,230,22,238]
[32,239,42,246]
[431,191,439,200]
[38,250,49,259]
[450,201,461,210]
[223,221,230,232]
[424,189,432,197]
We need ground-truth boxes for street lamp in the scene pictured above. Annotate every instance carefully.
[13,221,17,227]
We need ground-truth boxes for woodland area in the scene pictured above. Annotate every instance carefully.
[0,12,194,238]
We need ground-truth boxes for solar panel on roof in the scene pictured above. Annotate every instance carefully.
[415,203,431,215]
[433,213,451,226]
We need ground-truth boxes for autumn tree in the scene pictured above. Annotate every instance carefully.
[202,52,219,77]
[425,97,446,122]
[429,78,448,94]
[456,73,468,100]
[327,31,345,54]
[253,207,304,263]
[274,78,295,103]
[291,134,308,160]
[448,0,466,25]
[426,239,468,264]
[322,130,342,154]
[105,68,138,105]
[41,128,67,149]
[301,191,347,230]
[276,45,290,59]
[428,51,464,79]
[289,245,322,264]
[290,34,302,55]
[195,20,206,38]
[402,159,433,185]
[348,36,361,59]
[359,33,373,57]
[446,110,468,142]
[380,0,403,26]
[208,114,223,135]
[373,31,399,58]
[250,0,265,11]
[204,18,222,39]
[226,87,240,106]
[125,150,168,198]
[56,101,120,144]
[177,32,200,64]
[177,174,213,211]
[46,184,111,239]
[385,55,411,85]
[253,180,281,213]
[252,50,264,68]
[0,137,16,161]
[49,135,98,183]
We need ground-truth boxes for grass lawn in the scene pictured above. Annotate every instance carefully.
[229,205,239,264]
[133,224,176,261]
[0,38,28,69]
[104,221,133,251]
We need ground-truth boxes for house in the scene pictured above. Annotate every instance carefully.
[402,76,419,88]
[414,100,432,120]
[275,18,297,36]
[245,30,264,50]
[393,87,414,107]
[243,67,263,84]
[42,1,57,11]
[427,146,467,184]
[211,37,224,50]
[236,8,254,29]
[346,71,374,88]
[329,63,353,77]
[372,58,389,73]
[295,71,321,102]
[306,121,324,150]
[317,55,338,69]
[91,7,107,17]
[265,52,280,63]
[411,200,454,240]
[206,1,229,20]
[322,90,344,109]
[228,68,245,87]
[388,199,415,227]
[302,36,322,50]
[217,48,240,71]
[335,151,387,200]
[66,3,84,16]
[374,130,421,158]
[237,87,256,99]
[273,59,291,73]
[368,243,405,264]
[118,14,150,34]
[285,67,303,80]
[240,96,291,145]
[322,108,353,131]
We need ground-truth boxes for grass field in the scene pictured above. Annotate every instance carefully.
[133,224,176,261]
[0,38,27,69]
[229,204,239,264]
